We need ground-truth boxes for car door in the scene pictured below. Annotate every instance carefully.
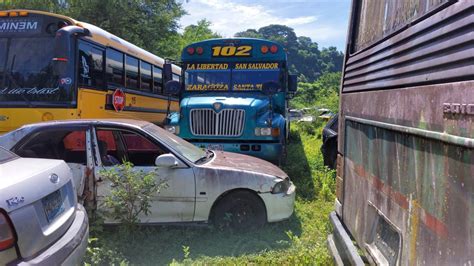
[92,126,196,223]
[11,126,95,204]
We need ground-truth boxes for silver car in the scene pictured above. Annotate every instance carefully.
[0,147,88,265]
[0,119,295,228]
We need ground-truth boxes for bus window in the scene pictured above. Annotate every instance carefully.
[126,55,139,90]
[78,41,104,89]
[140,61,152,93]
[106,48,124,87]
[153,65,162,94]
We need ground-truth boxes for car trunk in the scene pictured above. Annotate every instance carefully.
[0,157,76,260]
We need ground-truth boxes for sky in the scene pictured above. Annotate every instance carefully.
[179,0,351,51]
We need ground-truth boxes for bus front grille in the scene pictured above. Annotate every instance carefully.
[190,109,245,137]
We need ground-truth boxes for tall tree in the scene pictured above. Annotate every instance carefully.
[235,24,344,82]
[0,0,65,12]
[234,29,262,39]
[178,19,221,57]
[65,0,185,58]
[1,0,185,59]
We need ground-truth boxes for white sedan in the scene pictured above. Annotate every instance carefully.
[0,119,296,228]
[0,147,88,265]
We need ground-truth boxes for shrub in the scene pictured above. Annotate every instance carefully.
[98,162,167,229]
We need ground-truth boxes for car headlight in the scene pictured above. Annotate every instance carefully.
[255,127,272,136]
[164,125,179,134]
[272,178,290,194]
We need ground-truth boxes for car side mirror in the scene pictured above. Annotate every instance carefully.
[155,153,179,168]
[164,80,181,95]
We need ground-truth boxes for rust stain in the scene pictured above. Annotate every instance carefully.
[409,200,420,265]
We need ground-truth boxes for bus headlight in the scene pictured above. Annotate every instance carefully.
[164,125,179,134]
[255,127,272,136]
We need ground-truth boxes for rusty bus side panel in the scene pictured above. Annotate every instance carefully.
[330,0,474,265]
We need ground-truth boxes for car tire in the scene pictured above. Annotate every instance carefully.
[212,190,266,230]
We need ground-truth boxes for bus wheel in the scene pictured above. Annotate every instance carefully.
[212,191,266,230]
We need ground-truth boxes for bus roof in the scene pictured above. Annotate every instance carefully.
[181,38,286,62]
[4,9,180,74]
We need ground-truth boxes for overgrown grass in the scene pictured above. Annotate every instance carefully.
[85,122,336,265]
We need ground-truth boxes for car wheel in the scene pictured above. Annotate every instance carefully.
[212,190,266,230]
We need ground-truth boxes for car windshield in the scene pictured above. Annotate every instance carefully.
[143,123,206,163]
[0,147,17,164]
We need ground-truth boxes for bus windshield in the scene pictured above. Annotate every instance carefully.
[0,14,75,106]
[184,62,281,92]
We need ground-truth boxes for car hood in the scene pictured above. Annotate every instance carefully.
[204,151,288,179]
[0,157,72,212]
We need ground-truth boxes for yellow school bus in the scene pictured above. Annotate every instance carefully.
[0,10,180,134]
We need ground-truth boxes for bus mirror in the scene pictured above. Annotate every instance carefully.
[164,80,180,95]
[163,63,173,83]
[288,75,298,92]
[262,81,280,95]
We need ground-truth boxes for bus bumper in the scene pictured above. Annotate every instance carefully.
[327,211,365,266]
[192,141,283,162]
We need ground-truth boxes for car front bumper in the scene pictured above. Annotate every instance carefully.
[259,182,296,222]
[16,204,89,266]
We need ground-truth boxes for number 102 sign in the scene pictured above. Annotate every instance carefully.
[211,45,252,57]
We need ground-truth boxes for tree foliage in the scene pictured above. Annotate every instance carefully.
[1,0,185,58]
[236,25,344,82]
[178,19,221,58]
[291,72,341,112]
[1,1,342,79]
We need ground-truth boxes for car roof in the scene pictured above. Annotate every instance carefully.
[18,119,153,130]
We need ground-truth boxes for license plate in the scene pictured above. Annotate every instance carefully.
[207,144,224,151]
[42,190,65,223]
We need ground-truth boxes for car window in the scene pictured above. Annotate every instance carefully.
[96,129,167,166]
[330,119,338,132]
[327,115,339,132]
[96,129,122,166]
[15,129,87,164]
[0,147,17,163]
